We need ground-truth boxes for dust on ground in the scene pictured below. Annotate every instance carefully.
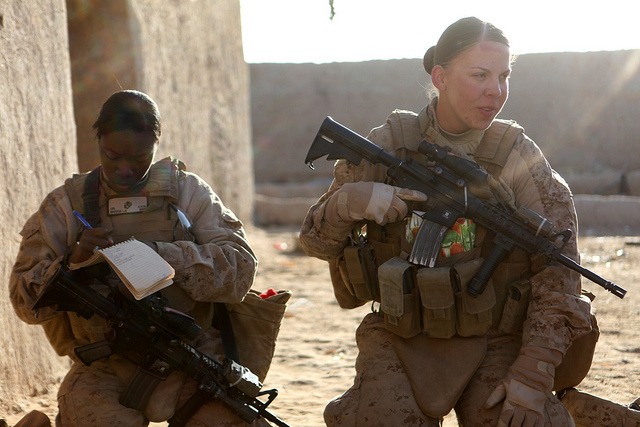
[4,228,640,426]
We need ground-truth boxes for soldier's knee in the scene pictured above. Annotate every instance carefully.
[324,393,358,427]
[559,388,640,427]
[12,411,51,427]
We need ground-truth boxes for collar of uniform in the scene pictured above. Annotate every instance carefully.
[99,157,180,205]
[419,97,485,159]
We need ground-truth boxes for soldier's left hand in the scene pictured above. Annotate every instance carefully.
[485,346,562,426]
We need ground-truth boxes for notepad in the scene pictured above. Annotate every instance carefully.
[69,237,175,300]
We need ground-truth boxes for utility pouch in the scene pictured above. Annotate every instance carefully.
[453,258,496,337]
[379,257,420,339]
[497,279,531,334]
[337,256,356,297]
[553,290,600,391]
[226,289,292,382]
[342,245,379,302]
[417,266,456,339]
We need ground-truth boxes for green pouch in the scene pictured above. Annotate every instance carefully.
[453,258,496,337]
[343,245,377,301]
[379,257,420,339]
[417,266,456,339]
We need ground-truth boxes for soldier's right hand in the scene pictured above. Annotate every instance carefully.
[325,181,427,227]
[69,227,114,264]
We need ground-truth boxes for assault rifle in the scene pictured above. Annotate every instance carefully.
[305,116,626,299]
[32,265,290,427]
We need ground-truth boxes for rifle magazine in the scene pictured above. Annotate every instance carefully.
[409,220,448,267]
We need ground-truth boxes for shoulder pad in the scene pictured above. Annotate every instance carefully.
[386,109,423,152]
[475,120,524,172]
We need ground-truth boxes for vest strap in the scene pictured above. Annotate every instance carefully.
[82,167,102,227]
[474,120,524,178]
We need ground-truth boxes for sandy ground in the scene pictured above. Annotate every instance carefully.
[4,227,640,426]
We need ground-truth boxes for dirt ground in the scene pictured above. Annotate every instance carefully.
[4,227,640,426]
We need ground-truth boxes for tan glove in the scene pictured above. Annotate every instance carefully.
[485,346,563,427]
[325,181,427,227]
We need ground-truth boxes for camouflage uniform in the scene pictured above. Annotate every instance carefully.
[299,99,593,426]
[10,158,263,426]
[559,388,640,427]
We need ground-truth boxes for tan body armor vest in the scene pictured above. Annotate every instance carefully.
[335,110,597,394]
[51,158,214,357]
[337,111,532,338]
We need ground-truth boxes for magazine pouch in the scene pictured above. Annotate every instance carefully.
[341,245,378,301]
[453,258,496,337]
[379,257,420,339]
[417,266,456,339]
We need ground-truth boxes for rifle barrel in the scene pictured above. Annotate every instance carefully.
[556,253,627,298]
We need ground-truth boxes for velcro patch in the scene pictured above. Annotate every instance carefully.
[108,197,148,215]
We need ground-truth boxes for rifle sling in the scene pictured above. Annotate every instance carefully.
[120,366,163,411]
[82,166,102,227]
[214,302,240,363]
[169,389,211,427]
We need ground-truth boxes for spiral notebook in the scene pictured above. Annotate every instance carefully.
[69,237,175,300]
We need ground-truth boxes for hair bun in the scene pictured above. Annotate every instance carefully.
[423,46,436,75]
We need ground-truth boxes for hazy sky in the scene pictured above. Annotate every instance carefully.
[240,0,638,63]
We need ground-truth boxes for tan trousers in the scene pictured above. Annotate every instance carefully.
[324,313,573,426]
[55,329,270,427]
[560,388,640,426]
[56,359,271,427]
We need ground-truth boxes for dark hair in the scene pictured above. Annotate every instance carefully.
[92,90,162,140]
[423,17,509,75]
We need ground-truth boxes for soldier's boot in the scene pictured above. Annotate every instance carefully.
[559,388,640,427]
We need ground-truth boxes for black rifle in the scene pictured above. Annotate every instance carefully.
[32,265,290,427]
[305,116,626,299]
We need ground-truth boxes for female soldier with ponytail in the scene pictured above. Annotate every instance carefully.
[300,16,593,426]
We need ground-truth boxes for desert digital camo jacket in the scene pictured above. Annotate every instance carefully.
[9,157,257,357]
[300,103,592,354]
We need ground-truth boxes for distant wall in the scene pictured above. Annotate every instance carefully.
[250,59,429,184]
[250,50,640,192]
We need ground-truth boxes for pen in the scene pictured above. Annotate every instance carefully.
[73,210,114,245]
[73,210,93,229]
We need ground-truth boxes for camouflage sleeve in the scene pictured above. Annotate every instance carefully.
[9,185,79,324]
[502,135,592,353]
[157,173,257,304]
[299,123,391,261]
